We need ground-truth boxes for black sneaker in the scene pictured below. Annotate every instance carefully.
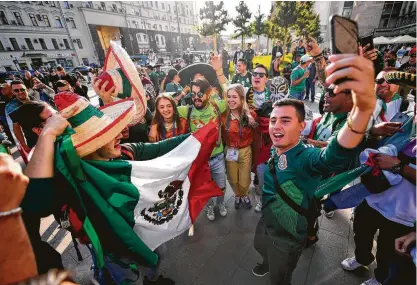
[144,275,175,285]
[252,263,269,277]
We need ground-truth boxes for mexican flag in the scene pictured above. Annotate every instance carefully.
[55,123,223,269]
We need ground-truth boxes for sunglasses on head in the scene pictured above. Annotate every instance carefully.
[375,77,388,85]
[253,72,266,78]
[191,91,204,98]
[12,88,26,93]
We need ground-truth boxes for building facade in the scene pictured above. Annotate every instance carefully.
[0,1,97,71]
[78,1,202,64]
[315,1,416,48]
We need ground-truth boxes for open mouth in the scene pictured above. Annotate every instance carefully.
[114,140,121,150]
[272,132,284,139]
[194,99,203,104]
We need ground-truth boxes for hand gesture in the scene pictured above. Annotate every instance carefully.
[395,232,416,256]
[325,54,376,113]
[0,153,29,212]
[304,70,310,78]
[374,154,401,170]
[41,107,78,138]
[371,122,403,137]
[93,78,116,104]
[148,124,160,142]
[306,37,321,57]
[361,44,378,61]
[210,55,223,72]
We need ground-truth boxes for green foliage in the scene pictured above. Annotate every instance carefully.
[266,2,297,49]
[294,2,323,43]
[232,1,252,48]
[251,6,267,37]
[199,1,230,37]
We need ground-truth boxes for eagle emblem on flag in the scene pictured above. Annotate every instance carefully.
[141,180,185,225]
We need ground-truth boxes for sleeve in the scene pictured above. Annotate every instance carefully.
[177,105,188,119]
[21,178,56,216]
[123,134,191,161]
[231,75,237,84]
[215,99,227,113]
[290,70,298,82]
[165,83,175,92]
[302,135,360,176]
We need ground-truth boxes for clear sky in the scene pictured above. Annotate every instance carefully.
[195,1,273,35]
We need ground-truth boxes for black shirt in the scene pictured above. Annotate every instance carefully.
[0,94,12,118]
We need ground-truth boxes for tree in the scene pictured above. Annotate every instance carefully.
[267,1,297,54]
[232,1,252,49]
[199,1,230,53]
[294,2,323,43]
[251,5,267,52]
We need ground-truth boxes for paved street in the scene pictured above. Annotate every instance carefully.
[36,98,377,285]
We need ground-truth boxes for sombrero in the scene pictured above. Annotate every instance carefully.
[178,63,217,87]
[54,91,136,158]
[96,41,146,125]
[384,71,416,88]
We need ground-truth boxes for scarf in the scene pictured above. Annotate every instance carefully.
[377,93,401,122]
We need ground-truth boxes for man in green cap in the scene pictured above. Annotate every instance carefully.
[251,51,377,284]
[154,64,166,85]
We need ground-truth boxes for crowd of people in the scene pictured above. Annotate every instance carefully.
[0,34,415,285]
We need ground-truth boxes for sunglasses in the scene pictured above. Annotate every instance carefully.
[191,91,204,98]
[12,88,26,93]
[326,89,351,97]
[375,77,388,85]
[253,72,266,78]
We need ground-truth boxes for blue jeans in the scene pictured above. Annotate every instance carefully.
[305,78,315,101]
[208,153,226,206]
[289,91,305,100]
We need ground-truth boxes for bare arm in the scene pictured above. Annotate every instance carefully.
[306,37,328,86]
[0,154,37,284]
[291,74,308,86]
[401,165,416,185]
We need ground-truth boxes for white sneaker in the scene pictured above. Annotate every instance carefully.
[219,203,227,217]
[341,257,365,271]
[255,201,262,213]
[361,278,381,285]
[207,205,215,221]
[323,210,334,218]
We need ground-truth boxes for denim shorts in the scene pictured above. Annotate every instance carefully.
[289,91,305,100]
[208,153,226,189]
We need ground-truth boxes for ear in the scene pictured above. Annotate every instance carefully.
[299,121,306,131]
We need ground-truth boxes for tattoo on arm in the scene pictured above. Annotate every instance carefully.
[314,56,327,87]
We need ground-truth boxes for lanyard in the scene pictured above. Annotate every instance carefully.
[161,121,176,140]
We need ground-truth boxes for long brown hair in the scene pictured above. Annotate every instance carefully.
[153,94,182,138]
[225,84,250,126]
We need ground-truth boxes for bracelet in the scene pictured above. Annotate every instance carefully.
[347,116,366,134]
[0,207,22,218]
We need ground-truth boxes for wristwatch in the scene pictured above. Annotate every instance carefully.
[391,161,406,174]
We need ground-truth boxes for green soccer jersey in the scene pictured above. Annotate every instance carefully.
[289,65,306,94]
[262,137,357,249]
[231,71,252,87]
[177,99,227,157]
[313,112,348,142]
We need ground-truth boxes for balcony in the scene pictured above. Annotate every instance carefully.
[374,23,416,37]
[0,23,65,34]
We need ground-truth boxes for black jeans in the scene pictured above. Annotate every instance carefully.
[254,217,303,285]
[353,200,415,284]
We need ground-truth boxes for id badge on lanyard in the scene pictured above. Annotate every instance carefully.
[226,147,239,162]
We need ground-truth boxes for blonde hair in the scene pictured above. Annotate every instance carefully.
[226,84,250,125]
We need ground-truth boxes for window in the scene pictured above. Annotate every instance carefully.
[13,12,24,25]
[63,1,69,8]
[29,13,38,26]
[155,1,158,8]
[162,3,164,9]
[10,38,20,50]
[143,34,147,41]
[55,16,62,27]
[68,17,76,28]
[63,38,70,49]
[76,39,83,49]
[159,24,162,30]
[378,1,404,29]
[156,35,159,44]
[150,1,153,7]
[0,40,4,51]
[52,38,59,49]
[0,11,8,25]
[161,36,164,45]
[165,25,168,31]
[38,38,47,49]
[342,1,354,18]
[42,15,50,26]
[111,4,117,11]
[134,21,139,29]
[50,1,56,7]
[25,38,34,50]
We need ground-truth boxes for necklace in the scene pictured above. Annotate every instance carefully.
[164,122,173,131]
